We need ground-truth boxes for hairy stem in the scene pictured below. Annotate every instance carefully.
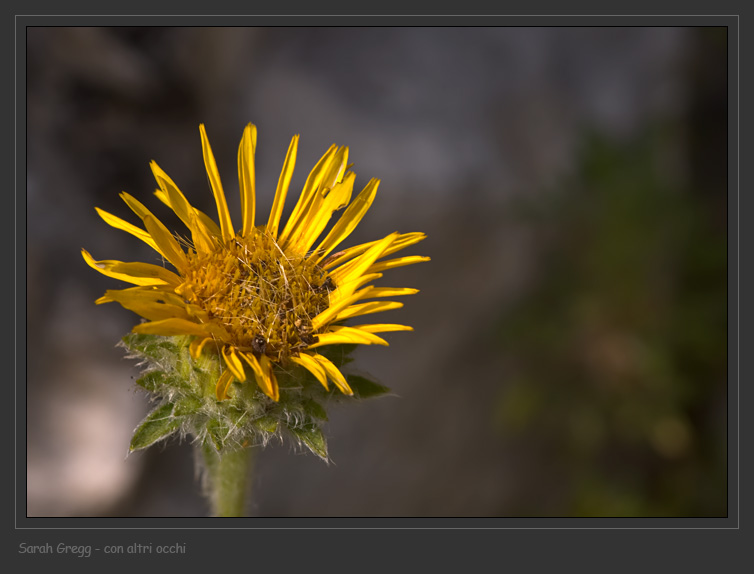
[200,443,254,517]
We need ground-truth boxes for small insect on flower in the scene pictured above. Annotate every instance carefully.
[83,123,429,402]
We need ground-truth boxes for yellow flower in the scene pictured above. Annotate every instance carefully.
[83,124,428,402]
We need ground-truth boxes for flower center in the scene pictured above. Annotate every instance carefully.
[177,229,333,362]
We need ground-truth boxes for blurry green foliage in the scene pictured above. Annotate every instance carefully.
[496,126,726,516]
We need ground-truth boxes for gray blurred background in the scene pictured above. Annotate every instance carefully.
[26,27,727,517]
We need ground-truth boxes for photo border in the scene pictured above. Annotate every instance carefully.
[9,9,745,568]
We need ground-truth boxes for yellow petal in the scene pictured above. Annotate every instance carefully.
[81,249,180,286]
[259,355,280,402]
[292,171,356,254]
[132,317,211,337]
[96,288,191,321]
[322,232,427,271]
[118,192,188,271]
[222,346,247,381]
[305,334,363,348]
[311,354,353,395]
[150,161,214,253]
[278,144,338,247]
[358,287,419,299]
[200,124,234,242]
[334,301,404,322]
[311,178,379,264]
[119,190,152,220]
[290,147,349,248]
[239,352,279,401]
[311,287,374,331]
[238,123,257,237]
[95,207,159,252]
[184,303,213,324]
[239,351,263,377]
[190,336,213,360]
[330,273,382,307]
[320,145,348,191]
[329,233,398,296]
[327,325,393,340]
[306,327,388,349]
[351,323,414,334]
[266,134,299,239]
[142,215,188,272]
[215,369,235,401]
[368,255,431,274]
[96,285,179,304]
[327,272,383,307]
[154,189,222,237]
[307,146,348,204]
[290,353,328,390]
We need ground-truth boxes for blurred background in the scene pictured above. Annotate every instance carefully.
[25,27,727,517]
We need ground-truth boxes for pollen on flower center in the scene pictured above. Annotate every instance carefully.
[176,228,334,362]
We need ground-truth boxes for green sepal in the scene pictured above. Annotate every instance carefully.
[130,402,184,451]
[122,334,387,462]
[123,333,185,362]
[301,399,328,421]
[206,417,231,451]
[287,423,328,461]
[345,374,392,399]
[252,415,279,434]
[174,395,203,416]
[135,371,167,393]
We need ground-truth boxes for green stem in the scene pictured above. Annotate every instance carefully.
[200,443,254,517]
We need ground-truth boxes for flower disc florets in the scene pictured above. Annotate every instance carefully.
[178,230,333,363]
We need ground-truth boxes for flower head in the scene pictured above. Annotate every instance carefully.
[83,124,428,403]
